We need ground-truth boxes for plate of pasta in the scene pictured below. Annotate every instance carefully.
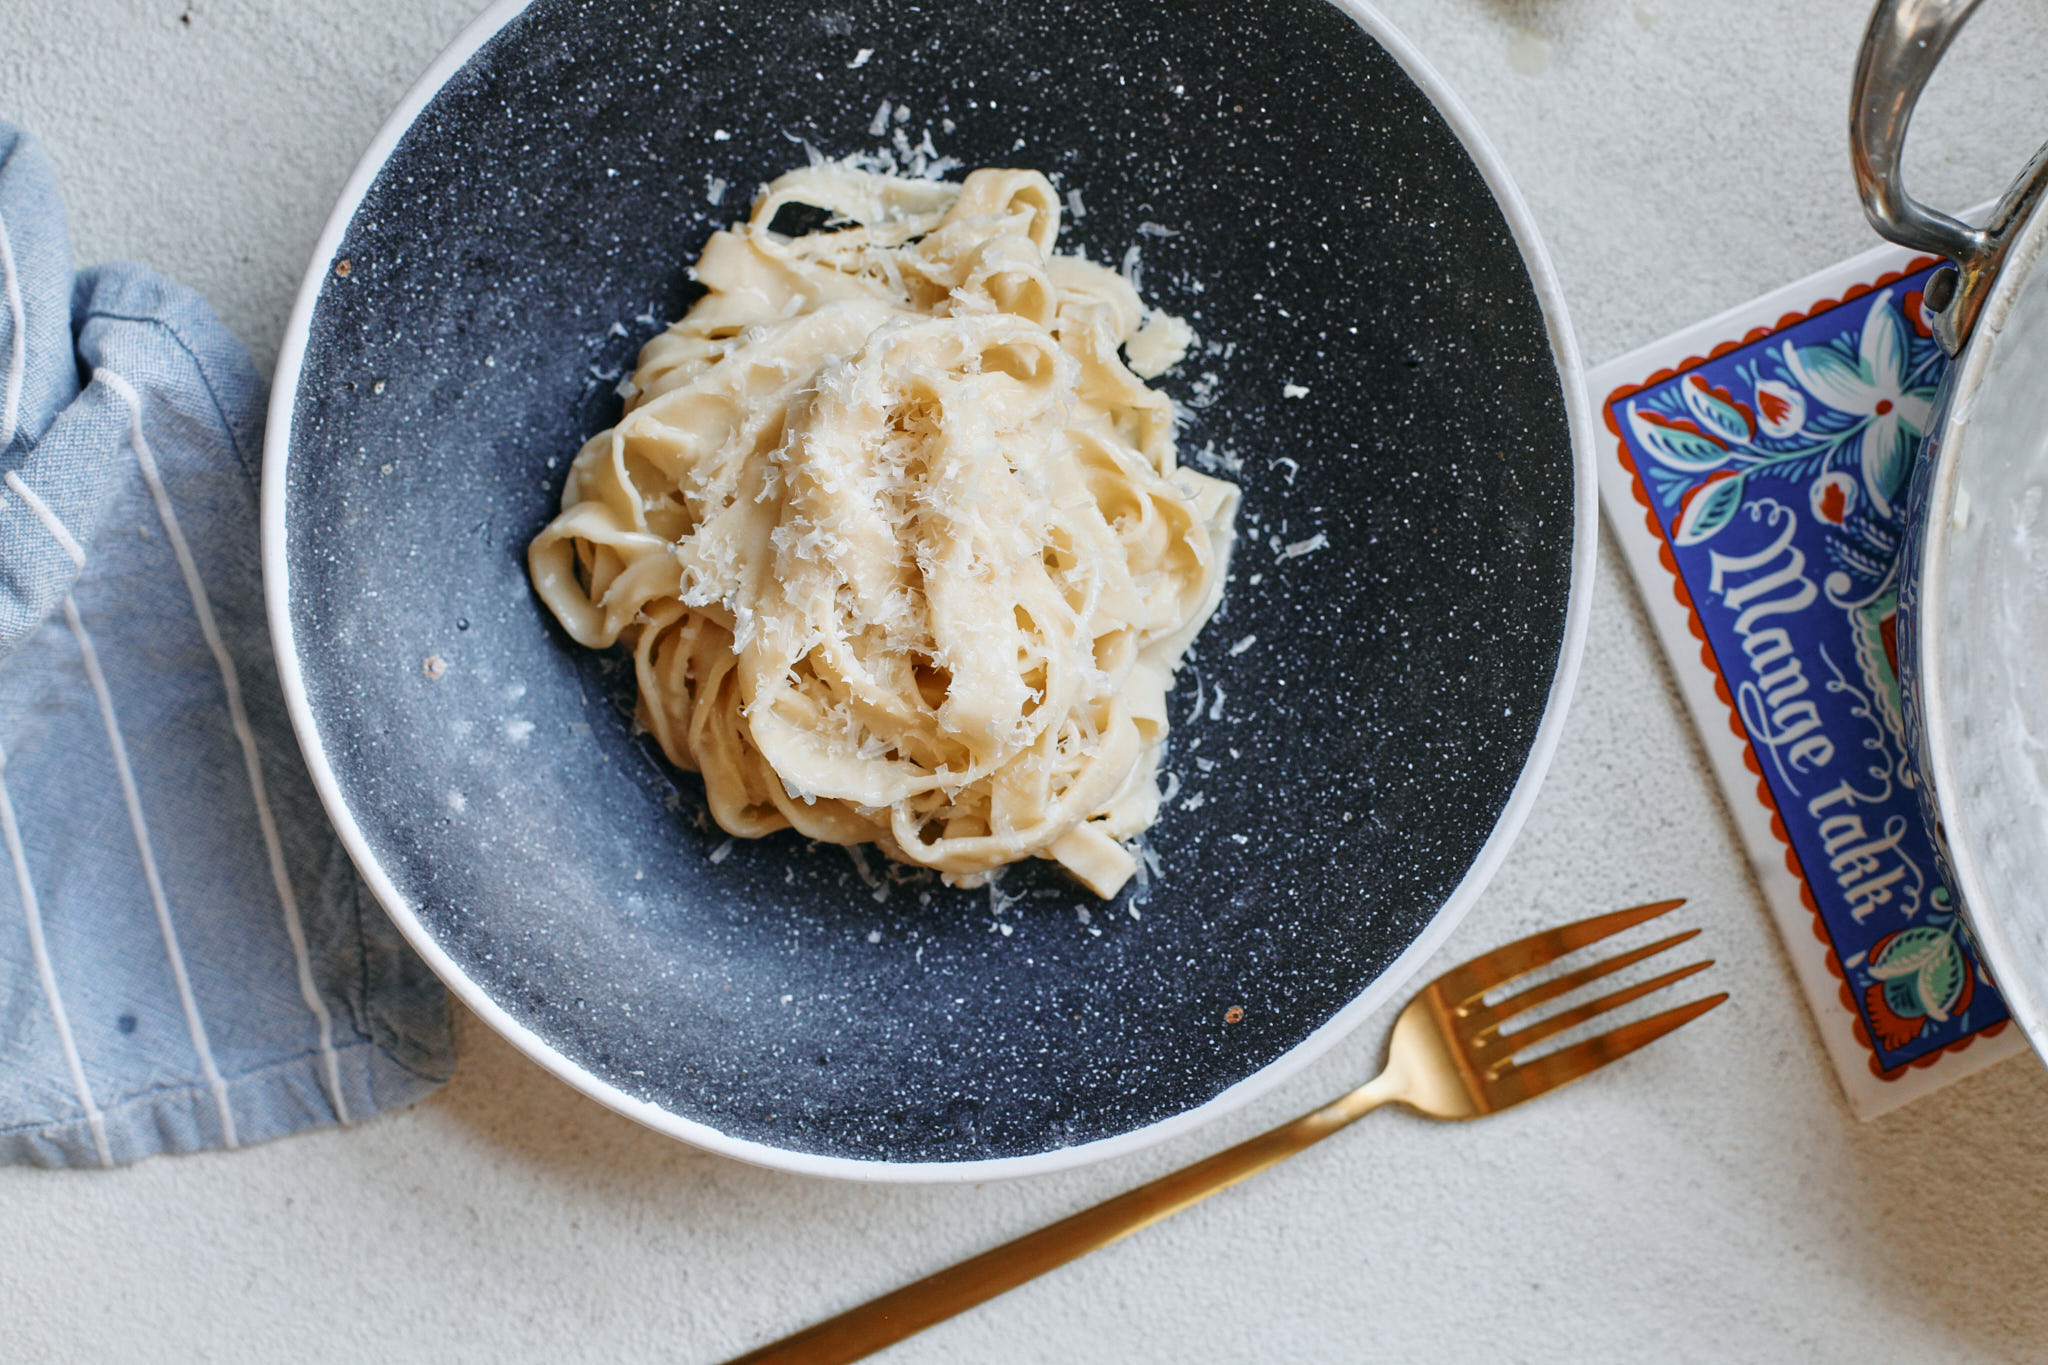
[265,0,1595,1178]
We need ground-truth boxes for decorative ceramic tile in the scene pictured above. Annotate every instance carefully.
[1590,241,2028,1117]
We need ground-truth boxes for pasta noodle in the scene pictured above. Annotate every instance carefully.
[528,164,1239,897]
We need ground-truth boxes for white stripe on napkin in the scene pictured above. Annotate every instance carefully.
[0,209,22,450]
[0,742,112,1166]
[8,477,236,1144]
[62,592,238,1148]
[99,370,351,1123]
[4,469,83,568]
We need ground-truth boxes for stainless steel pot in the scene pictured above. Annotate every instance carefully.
[1855,0,2048,1055]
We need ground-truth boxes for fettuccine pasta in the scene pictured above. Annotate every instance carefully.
[528,165,1239,897]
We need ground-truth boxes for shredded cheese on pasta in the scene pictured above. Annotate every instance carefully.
[528,165,1239,896]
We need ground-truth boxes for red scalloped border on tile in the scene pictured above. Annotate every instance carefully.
[1601,257,2010,1079]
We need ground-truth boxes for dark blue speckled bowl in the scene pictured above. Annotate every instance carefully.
[265,0,1595,1179]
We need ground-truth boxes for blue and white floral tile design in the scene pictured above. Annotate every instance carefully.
[1606,266,2008,1074]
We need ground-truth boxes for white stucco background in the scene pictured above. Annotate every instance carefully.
[6,1,2048,1360]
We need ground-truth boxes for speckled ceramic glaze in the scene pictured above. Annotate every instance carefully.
[266,0,1594,1178]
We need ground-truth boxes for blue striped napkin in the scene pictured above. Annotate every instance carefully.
[0,123,452,1166]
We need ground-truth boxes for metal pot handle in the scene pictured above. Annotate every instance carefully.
[1852,0,2048,353]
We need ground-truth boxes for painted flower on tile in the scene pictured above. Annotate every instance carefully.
[1810,469,1857,526]
[1784,290,1932,516]
[1625,283,1945,599]
[1902,287,1934,340]
[1754,378,1805,438]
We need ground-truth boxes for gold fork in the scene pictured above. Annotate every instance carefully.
[728,899,1724,1365]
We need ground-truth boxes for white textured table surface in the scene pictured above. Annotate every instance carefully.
[8,2,2048,1361]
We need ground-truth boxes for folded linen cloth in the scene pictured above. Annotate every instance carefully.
[0,124,451,1166]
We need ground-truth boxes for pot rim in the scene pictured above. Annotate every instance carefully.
[1915,190,2048,1054]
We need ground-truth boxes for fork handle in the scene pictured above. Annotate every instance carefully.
[725,1075,1401,1365]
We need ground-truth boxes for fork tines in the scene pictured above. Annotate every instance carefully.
[1431,898,1726,1105]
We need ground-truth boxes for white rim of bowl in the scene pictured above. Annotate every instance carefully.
[1916,200,2048,1054]
[262,0,1599,1183]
